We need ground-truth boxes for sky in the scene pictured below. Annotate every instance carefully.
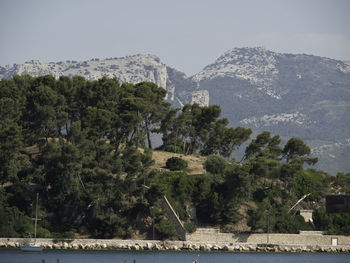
[0,0,350,76]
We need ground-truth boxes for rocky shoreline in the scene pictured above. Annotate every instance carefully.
[1,238,349,253]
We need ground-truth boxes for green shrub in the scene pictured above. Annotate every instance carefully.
[37,227,51,238]
[313,206,350,235]
[293,169,324,201]
[184,221,197,233]
[335,172,350,185]
[166,157,188,171]
[204,155,227,174]
[155,217,177,239]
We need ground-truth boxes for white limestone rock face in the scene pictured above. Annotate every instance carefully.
[192,47,281,99]
[337,60,350,74]
[0,55,169,90]
[0,54,212,107]
[240,112,316,128]
[191,90,209,106]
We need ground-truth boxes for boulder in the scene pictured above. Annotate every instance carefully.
[146,242,153,250]
[248,245,256,252]
[211,245,219,251]
[46,244,53,249]
[192,244,200,250]
[204,244,211,251]
[242,246,250,252]
[7,242,17,248]
[53,243,61,249]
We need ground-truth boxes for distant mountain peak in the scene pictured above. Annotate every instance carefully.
[219,46,268,57]
[192,46,281,99]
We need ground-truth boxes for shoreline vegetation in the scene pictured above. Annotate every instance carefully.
[1,75,350,242]
[1,237,350,253]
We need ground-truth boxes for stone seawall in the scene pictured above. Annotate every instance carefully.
[1,237,350,253]
[186,229,350,247]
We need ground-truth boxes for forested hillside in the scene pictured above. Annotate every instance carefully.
[0,75,349,239]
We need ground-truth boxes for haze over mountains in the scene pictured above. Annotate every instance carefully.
[1,47,349,175]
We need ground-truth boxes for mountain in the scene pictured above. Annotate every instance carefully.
[186,47,350,175]
[0,54,206,107]
[0,54,169,91]
[1,47,349,174]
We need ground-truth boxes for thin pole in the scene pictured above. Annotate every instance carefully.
[267,209,270,244]
[34,193,39,240]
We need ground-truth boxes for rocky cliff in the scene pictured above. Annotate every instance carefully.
[0,54,208,107]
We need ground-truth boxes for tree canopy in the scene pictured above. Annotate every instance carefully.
[0,75,348,239]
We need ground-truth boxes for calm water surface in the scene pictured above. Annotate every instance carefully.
[0,249,349,263]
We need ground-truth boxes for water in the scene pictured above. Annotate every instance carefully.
[0,249,349,263]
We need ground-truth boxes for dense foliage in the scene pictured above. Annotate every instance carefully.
[165,157,188,171]
[0,75,349,239]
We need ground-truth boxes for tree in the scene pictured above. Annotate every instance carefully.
[134,82,170,149]
[282,137,311,162]
[201,118,251,157]
[292,169,325,201]
[118,93,145,148]
[0,123,25,182]
[158,108,181,149]
[243,131,281,161]
[313,206,350,235]
[24,85,67,142]
[0,97,21,125]
[56,76,79,126]
[220,126,252,158]
[82,106,112,140]
[204,155,228,175]
[224,163,253,201]
[160,103,251,157]
[282,138,318,175]
[242,132,282,180]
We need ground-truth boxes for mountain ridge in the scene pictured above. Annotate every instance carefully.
[1,47,349,175]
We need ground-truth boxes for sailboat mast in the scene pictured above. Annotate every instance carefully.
[20,192,43,251]
[34,192,39,240]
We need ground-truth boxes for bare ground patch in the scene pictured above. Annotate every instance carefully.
[151,151,206,175]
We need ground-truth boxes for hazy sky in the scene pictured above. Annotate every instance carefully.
[1,0,349,75]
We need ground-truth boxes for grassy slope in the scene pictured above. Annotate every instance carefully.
[150,150,206,175]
